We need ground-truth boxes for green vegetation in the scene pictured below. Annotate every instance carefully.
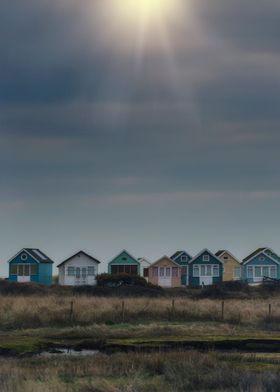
[1,350,280,391]
[0,288,280,390]
[0,292,279,330]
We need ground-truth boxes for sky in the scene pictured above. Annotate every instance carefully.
[1,0,280,276]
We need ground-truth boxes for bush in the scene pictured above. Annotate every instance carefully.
[96,273,149,287]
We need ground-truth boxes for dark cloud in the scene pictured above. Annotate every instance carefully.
[0,0,280,273]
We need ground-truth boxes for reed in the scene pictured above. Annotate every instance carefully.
[0,350,279,391]
[0,295,279,330]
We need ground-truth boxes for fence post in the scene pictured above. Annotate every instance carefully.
[221,301,225,321]
[269,303,272,318]
[121,300,125,323]
[172,299,175,317]
[69,300,74,324]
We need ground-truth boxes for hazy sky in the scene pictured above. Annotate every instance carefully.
[1,0,280,276]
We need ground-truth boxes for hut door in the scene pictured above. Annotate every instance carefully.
[82,267,87,283]
[159,267,172,287]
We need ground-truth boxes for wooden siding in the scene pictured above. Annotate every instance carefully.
[148,257,181,288]
[218,252,241,281]
[108,250,140,275]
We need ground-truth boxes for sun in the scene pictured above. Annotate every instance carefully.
[113,0,178,29]
[118,0,174,19]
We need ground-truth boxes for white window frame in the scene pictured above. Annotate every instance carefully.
[262,266,269,277]
[67,267,75,276]
[193,266,199,277]
[213,265,219,277]
[254,266,262,278]
[247,265,277,280]
[87,266,95,276]
[12,264,35,276]
[202,255,210,262]
[233,267,241,279]
[193,265,219,277]
[270,266,277,278]
[247,266,253,279]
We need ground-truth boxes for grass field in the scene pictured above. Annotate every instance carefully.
[1,288,280,391]
[2,350,280,391]
[0,294,278,330]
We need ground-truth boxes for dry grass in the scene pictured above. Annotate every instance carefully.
[0,350,279,392]
[0,295,279,330]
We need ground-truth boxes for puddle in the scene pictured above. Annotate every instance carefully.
[39,348,99,357]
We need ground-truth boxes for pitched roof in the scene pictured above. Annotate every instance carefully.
[188,248,223,265]
[243,248,268,263]
[57,251,101,268]
[171,250,192,260]
[171,251,184,259]
[215,250,226,257]
[24,248,54,264]
[266,249,280,264]
[137,257,151,265]
[108,249,140,265]
[242,247,280,266]
[7,248,54,264]
[150,255,181,268]
[215,250,241,264]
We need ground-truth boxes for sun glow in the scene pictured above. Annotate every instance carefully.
[117,0,175,20]
[112,0,180,35]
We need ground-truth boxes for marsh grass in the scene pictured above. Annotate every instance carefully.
[0,351,280,391]
[0,295,279,330]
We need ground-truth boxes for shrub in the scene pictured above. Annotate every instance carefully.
[96,274,149,287]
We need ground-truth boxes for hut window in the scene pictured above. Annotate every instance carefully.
[201,265,206,276]
[263,267,269,277]
[270,266,277,278]
[130,265,137,275]
[181,256,187,262]
[76,268,81,279]
[182,266,187,274]
[24,265,30,276]
[21,253,28,261]
[213,265,219,277]
[11,265,17,275]
[67,267,75,276]
[143,268,149,277]
[160,267,164,277]
[166,267,171,277]
[234,267,241,279]
[206,265,212,276]
[259,256,265,261]
[193,266,199,277]
[203,255,210,262]
[247,266,253,278]
[223,256,229,260]
[254,267,262,278]
[88,267,95,276]
[118,265,124,273]
[111,265,118,274]
[153,267,158,277]
[124,265,131,274]
[172,267,178,277]
[18,265,24,276]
